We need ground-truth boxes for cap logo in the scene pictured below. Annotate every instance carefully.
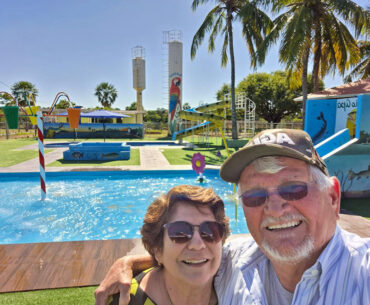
[253,132,295,146]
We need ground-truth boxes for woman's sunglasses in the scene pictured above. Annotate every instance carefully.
[163,221,224,243]
[240,181,309,207]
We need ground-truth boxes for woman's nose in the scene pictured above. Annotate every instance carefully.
[187,228,206,250]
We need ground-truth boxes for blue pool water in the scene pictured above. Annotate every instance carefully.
[0,170,248,244]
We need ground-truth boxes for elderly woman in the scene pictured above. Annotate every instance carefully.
[109,184,230,305]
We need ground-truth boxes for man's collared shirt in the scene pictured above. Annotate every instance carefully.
[214,226,370,305]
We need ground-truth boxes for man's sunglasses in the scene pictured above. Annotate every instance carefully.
[163,221,224,243]
[240,181,309,208]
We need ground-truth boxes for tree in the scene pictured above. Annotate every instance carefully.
[11,81,38,106]
[190,0,271,139]
[256,0,368,121]
[55,99,75,109]
[144,108,168,123]
[345,40,370,82]
[0,92,16,106]
[125,102,137,111]
[216,83,231,101]
[95,82,118,108]
[237,71,302,123]
[182,102,192,110]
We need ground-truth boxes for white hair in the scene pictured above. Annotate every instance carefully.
[236,156,333,202]
[261,236,315,264]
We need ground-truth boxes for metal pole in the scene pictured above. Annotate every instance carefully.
[244,103,246,136]
[37,111,46,200]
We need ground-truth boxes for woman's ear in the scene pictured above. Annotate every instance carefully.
[330,176,341,218]
[154,249,163,266]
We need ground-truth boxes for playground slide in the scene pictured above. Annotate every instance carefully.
[172,100,230,140]
[172,121,212,140]
[314,128,358,160]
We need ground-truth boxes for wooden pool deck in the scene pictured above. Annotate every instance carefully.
[1,214,369,293]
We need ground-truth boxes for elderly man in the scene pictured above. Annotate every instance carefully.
[95,129,369,305]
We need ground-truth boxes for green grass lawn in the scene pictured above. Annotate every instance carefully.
[0,138,52,167]
[161,147,234,166]
[0,286,97,305]
[161,139,239,166]
[341,197,370,219]
[48,148,140,166]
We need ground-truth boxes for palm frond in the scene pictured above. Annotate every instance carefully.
[208,13,225,53]
[327,14,360,75]
[191,0,213,12]
[328,0,370,37]
[191,5,223,59]
[255,11,290,66]
[345,40,370,81]
[221,29,229,67]
[279,6,312,69]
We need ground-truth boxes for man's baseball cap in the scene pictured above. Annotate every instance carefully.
[220,129,328,183]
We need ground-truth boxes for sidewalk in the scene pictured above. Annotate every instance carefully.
[2,147,67,172]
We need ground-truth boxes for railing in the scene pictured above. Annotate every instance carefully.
[152,121,303,138]
[0,119,303,139]
[0,118,37,138]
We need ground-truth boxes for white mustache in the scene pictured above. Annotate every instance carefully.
[261,213,306,228]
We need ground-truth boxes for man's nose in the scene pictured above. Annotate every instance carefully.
[264,191,289,217]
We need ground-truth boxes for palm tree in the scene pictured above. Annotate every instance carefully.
[190,0,271,139]
[256,0,368,120]
[345,40,370,82]
[0,92,16,106]
[11,81,38,106]
[95,82,118,108]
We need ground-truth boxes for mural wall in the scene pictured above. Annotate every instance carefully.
[44,123,143,139]
[305,94,370,198]
[168,40,182,136]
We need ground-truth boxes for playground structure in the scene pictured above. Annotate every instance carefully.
[161,30,256,141]
[171,94,256,143]
[48,91,73,115]
[0,91,40,128]
[0,91,134,200]
[173,100,230,141]
[305,93,370,198]
[0,91,47,200]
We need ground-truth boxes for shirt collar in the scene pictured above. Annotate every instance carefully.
[304,226,344,294]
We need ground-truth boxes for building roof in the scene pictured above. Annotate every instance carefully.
[294,78,370,101]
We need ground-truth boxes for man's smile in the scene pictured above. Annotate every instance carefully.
[266,220,302,231]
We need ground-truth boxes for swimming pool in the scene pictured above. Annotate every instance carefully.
[0,170,248,244]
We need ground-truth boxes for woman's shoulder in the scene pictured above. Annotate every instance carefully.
[109,268,156,305]
[130,268,154,297]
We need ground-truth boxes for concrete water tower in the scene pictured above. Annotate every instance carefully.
[164,30,182,136]
[132,46,145,124]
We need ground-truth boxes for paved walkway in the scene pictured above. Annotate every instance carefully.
[139,146,170,168]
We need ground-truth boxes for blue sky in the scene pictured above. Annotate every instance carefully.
[1,0,368,110]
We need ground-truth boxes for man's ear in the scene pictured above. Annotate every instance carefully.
[330,176,341,218]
